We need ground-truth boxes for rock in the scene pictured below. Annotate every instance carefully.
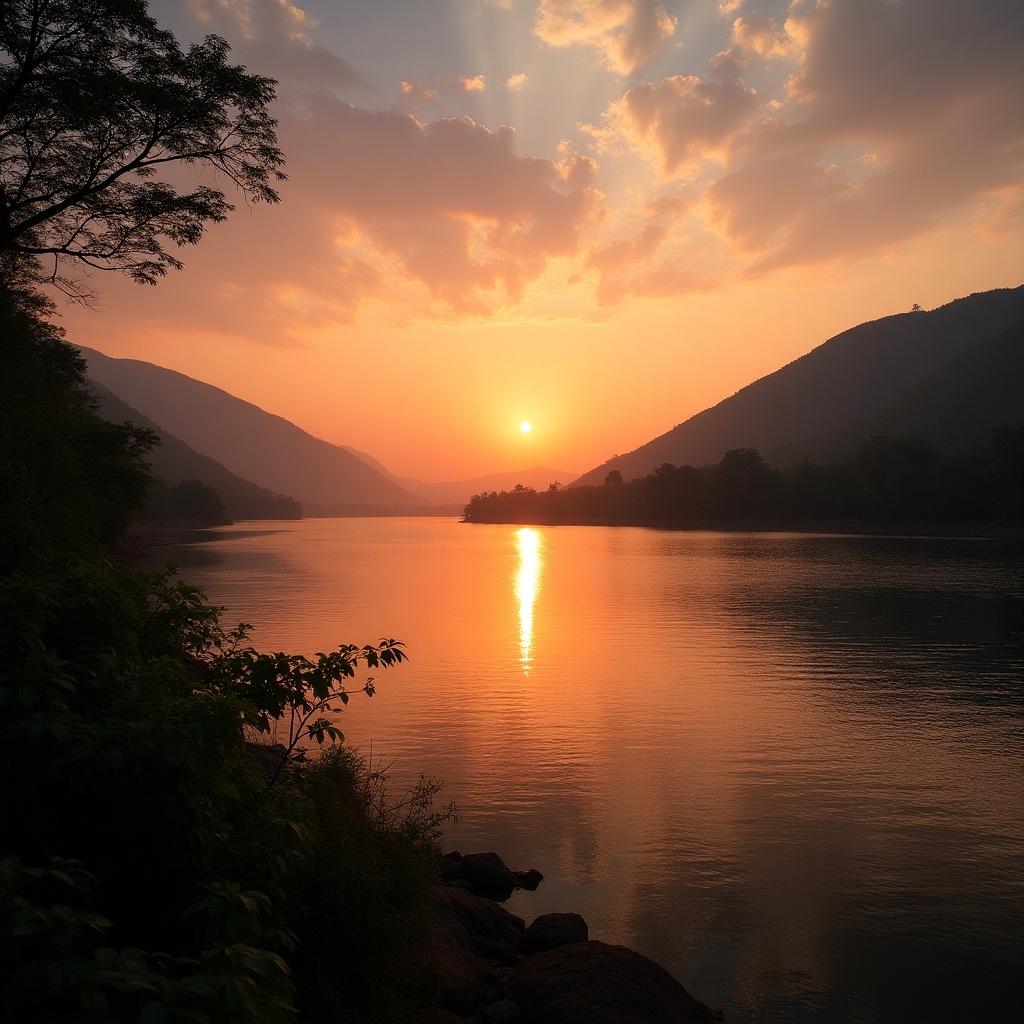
[484,997,522,1022]
[443,884,526,965]
[417,918,487,1015]
[460,851,518,899]
[509,941,720,1024]
[416,887,502,1014]
[514,868,544,891]
[415,885,528,1015]
[521,913,588,955]
[440,850,463,881]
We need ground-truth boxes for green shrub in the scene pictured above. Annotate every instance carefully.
[290,748,457,1022]
[0,560,453,1023]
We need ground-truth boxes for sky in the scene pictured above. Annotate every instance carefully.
[60,0,1024,481]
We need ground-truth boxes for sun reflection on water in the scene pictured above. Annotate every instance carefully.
[514,527,542,673]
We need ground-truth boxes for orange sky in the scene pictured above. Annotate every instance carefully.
[59,1,1024,481]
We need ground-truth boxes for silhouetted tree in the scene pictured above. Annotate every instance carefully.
[165,478,227,523]
[604,469,623,487]
[0,0,285,299]
[713,448,776,515]
[463,437,1016,526]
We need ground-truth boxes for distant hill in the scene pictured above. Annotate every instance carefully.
[575,286,1024,486]
[399,467,578,506]
[90,383,300,520]
[781,316,1024,462]
[338,443,575,506]
[337,460,578,507]
[78,347,420,511]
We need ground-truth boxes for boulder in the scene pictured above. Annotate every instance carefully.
[459,851,518,899]
[416,886,513,1015]
[521,913,588,955]
[440,850,463,881]
[484,997,522,1022]
[509,941,721,1024]
[443,884,526,965]
[514,868,544,891]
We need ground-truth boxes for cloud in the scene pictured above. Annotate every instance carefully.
[400,80,439,102]
[398,75,491,106]
[75,104,606,336]
[534,0,677,76]
[583,191,709,303]
[589,53,758,174]
[717,0,744,14]
[586,222,671,304]
[185,0,362,91]
[506,72,529,91]
[279,101,604,314]
[708,0,1024,271]
[730,13,792,60]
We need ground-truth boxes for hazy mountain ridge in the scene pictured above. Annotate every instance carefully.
[78,346,420,510]
[574,286,1024,486]
[399,467,577,506]
[341,461,579,506]
[80,346,571,512]
[89,382,301,520]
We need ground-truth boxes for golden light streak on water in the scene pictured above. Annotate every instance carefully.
[514,527,541,673]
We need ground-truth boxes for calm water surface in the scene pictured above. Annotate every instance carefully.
[156,518,1024,1024]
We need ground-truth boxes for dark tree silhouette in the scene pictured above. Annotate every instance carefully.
[164,478,227,524]
[604,469,623,487]
[0,0,285,298]
[465,438,1012,526]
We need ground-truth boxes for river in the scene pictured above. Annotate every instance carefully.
[153,517,1024,1023]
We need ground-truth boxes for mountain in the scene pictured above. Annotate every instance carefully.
[780,316,1024,461]
[574,286,1024,486]
[90,383,301,519]
[78,347,420,511]
[395,467,578,506]
[337,444,574,506]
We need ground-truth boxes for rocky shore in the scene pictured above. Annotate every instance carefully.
[420,850,721,1023]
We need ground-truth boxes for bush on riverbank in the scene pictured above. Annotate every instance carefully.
[0,295,453,1023]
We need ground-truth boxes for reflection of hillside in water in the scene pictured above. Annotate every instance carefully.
[626,533,1024,1023]
[689,535,1024,709]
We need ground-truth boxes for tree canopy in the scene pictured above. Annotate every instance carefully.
[0,0,285,298]
[464,437,1024,526]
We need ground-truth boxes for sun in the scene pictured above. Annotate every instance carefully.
[519,420,533,434]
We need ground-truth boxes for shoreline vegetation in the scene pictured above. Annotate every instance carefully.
[463,440,1024,534]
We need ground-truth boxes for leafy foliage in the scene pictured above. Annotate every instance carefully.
[0,0,285,297]
[1,550,446,1023]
